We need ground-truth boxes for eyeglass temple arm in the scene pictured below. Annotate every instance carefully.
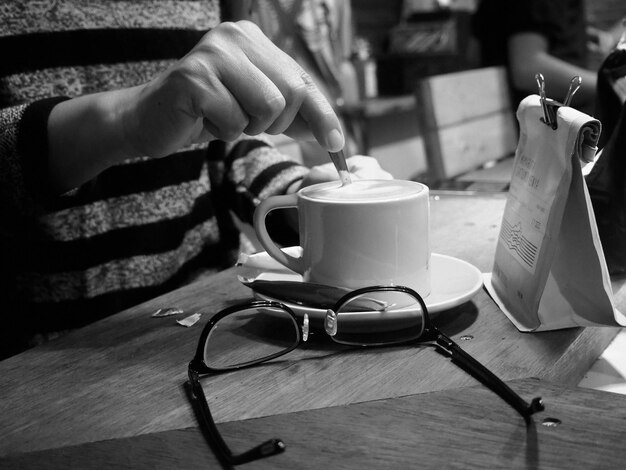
[188,370,286,465]
[433,332,544,424]
[229,439,286,466]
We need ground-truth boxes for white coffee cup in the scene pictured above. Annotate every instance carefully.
[253,179,431,296]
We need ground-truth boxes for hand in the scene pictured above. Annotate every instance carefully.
[295,155,393,191]
[587,26,618,56]
[122,20,344,158]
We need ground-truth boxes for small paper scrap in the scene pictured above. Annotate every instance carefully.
[152,307,184,318]
[176,312,202,327]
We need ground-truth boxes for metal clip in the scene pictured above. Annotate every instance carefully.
[535,74,582,130]
[535,73,555,128]
[563,76,582,107]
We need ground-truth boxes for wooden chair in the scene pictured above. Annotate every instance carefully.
[415,66,518,187]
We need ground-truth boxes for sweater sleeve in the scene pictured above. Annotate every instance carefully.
[223,134,308,222]
[0,97,70,214]
[219,134,308,246]
[0,103,29,213]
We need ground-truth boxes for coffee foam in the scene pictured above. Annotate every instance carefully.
[301,179,425,202]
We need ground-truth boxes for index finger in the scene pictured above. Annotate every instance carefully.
[295,72,345,152]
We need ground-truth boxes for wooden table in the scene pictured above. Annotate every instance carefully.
[1,193,624,469]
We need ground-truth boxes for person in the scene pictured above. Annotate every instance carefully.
[0,0,392,358]
[472,0,624,114]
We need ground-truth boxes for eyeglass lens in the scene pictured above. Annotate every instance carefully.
[333,290,426,345]
[203,306,300,369]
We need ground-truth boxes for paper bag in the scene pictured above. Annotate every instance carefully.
[484,95,626,331]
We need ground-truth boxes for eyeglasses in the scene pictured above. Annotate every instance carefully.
[187,285,544,466]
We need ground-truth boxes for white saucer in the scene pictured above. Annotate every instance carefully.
[239,253,483,320]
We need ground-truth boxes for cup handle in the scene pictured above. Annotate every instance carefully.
[253,193,304,275]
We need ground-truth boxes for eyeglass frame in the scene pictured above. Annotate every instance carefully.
[187,285,544,466]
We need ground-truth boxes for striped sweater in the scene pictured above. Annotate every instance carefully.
[0,0,307,348]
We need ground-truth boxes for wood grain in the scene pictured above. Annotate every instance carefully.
[436,112,518,177]
[0,194,619,459]
[3,378,626,470]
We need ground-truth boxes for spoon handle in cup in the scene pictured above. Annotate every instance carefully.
[328,150,352,185]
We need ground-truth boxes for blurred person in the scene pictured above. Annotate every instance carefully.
[472,0,624,114]
[0,0,391,358]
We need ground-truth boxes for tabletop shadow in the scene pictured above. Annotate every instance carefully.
[433,301,480,337]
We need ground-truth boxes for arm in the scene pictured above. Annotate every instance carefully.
[508,32,597,109]
[46,20,345,194]
[47,88,139,194]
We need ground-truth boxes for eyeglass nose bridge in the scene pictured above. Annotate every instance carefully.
[324,309,338,336]
[302,313,310,341]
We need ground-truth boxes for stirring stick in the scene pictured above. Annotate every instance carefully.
[328,150,352,185]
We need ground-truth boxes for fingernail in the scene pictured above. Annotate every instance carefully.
[326,129,345,152]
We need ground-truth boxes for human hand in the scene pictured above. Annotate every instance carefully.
[296,155,393,191]
[122,20,344,158]
[587,25,618,56]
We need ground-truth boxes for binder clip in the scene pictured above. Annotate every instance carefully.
[535,74,582,130]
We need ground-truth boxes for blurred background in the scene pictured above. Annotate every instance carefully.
[253,0,626,186]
